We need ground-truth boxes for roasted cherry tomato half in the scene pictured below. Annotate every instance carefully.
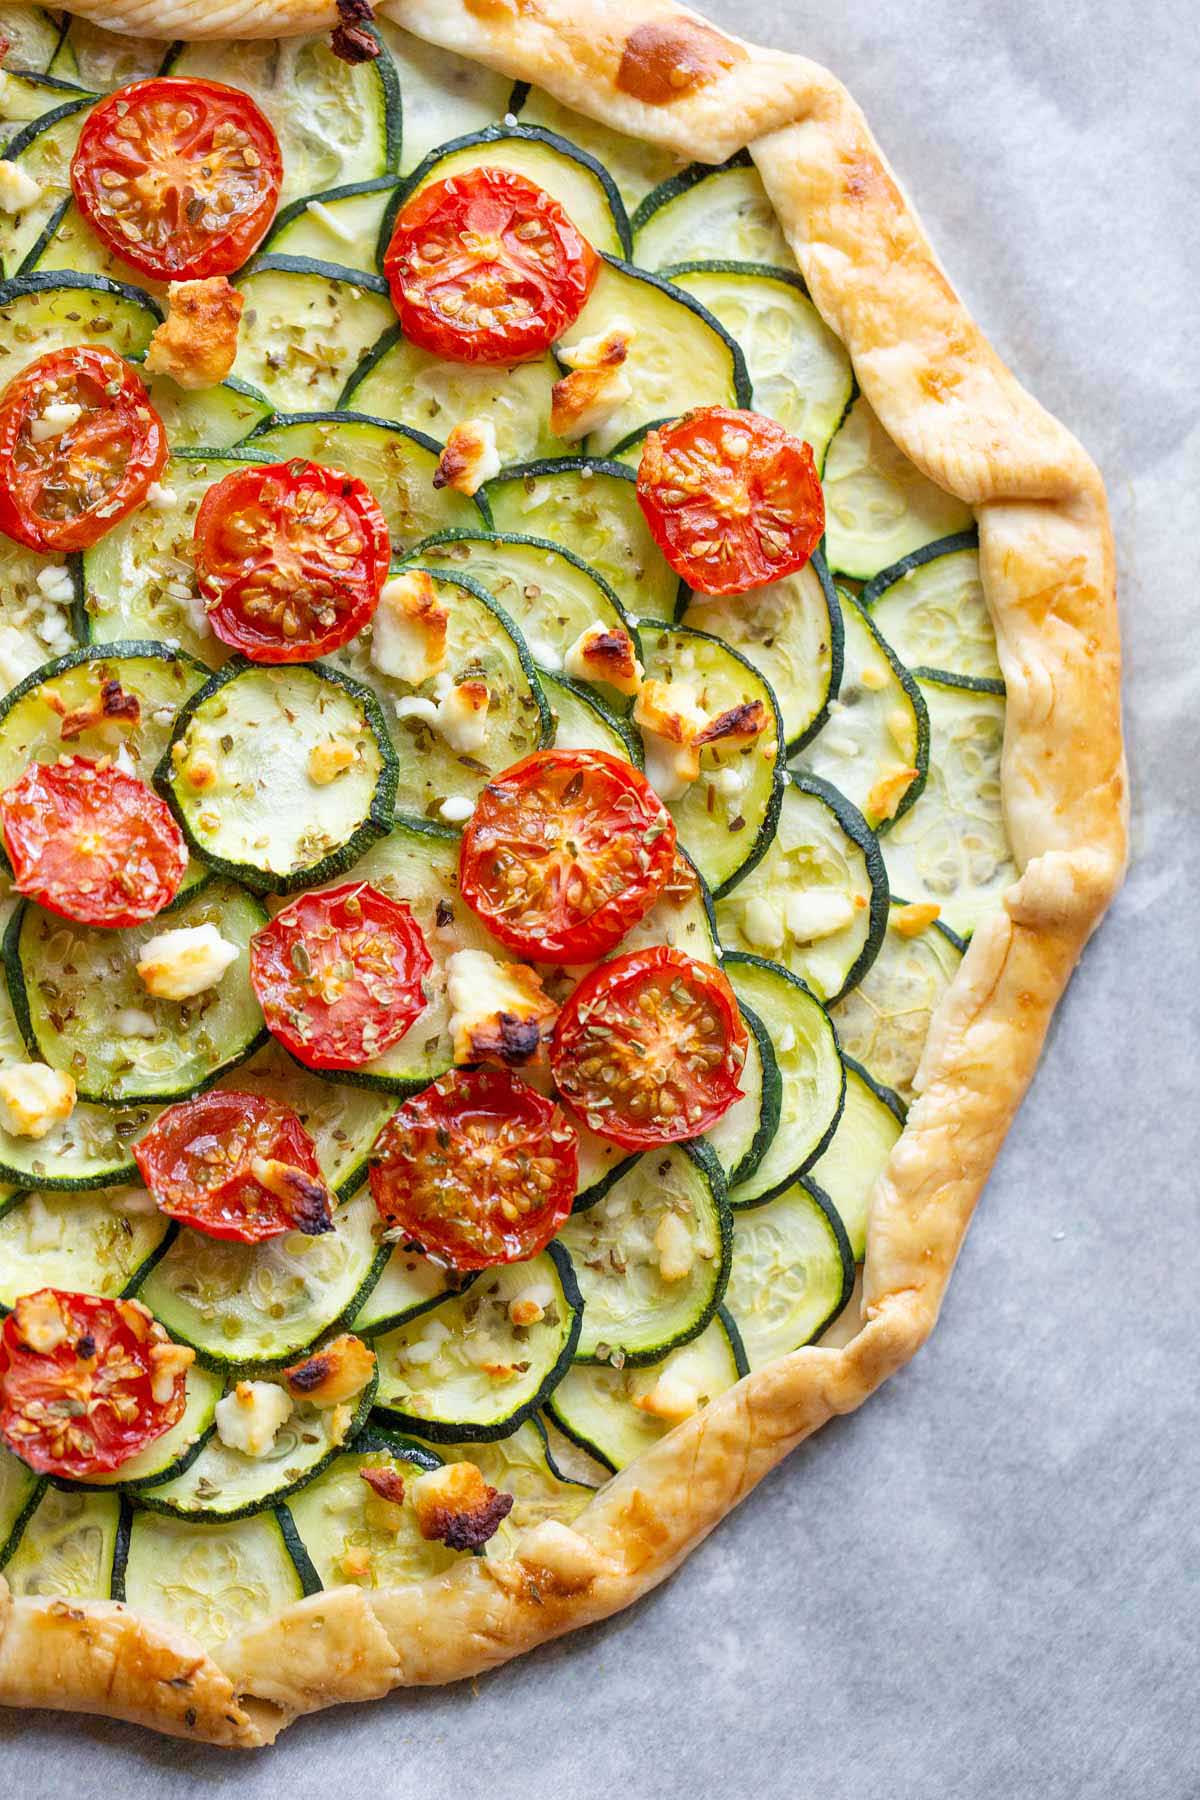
[70,77,282,282]
[458,749,677,963]
[637,407,825,595]
[133,1090,337,1244]
[0,1289,192,1479]
[251,882,433,1071]
[383,166,599,365]
[192,458,391,661]
[0,346,167,554]
[368,1067,578,1270]
[551,946,747,1148]
[0,755,187,928]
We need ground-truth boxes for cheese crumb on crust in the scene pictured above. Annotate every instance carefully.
[136,922,240,1001]
[433,417,501,495]
[281,1334,376,1407]
[372,570,450,686]
[144,278,244,390]
[0,1064,76,1140]
[214,1380,293,1458]
[866,766,919,822]
[563,621,643,696]
[410,1460,514,1550]
[551,324,635,442]
[445,948,558,1068]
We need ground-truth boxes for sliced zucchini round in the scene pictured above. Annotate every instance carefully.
[0,98,91,278]
[1,1481,120,1600]
[264,176,399,277]
[343,323,560,467]
[863,533,1002,686]
[724,1179,853,1368]
[285,1429,456,1590]
[21,194,165,291]
[325,567,550,825]
[808,1057,905,1261]
[349,1245,472,1337]
[7,881,268,1104]
[881,673,1013,938]
[547,1308,744,1474]
[716,774,889,1004]
[242,411,485,545]
[515,86,687,212]
[0,1442,44,1567]
[145,376,272,450]
[665,263,853,469]
[139,1370,377,1521]
[408,528,636,690]
[428,1417,595,1560]
[87,1361,224,1491]
[703,1000,781,1191]
[376,19,511,174]
[390,123,631,260]
[0,68,92,130]
[118,1505,308,1647]
[485,458,679,624]
[822,396,975,582]
[608,845,720,966]
[159,659,397,894]
[555,255,750,457]
[723,953,845,1205]
[226,1041,395,1201]
[637,622,784,899]
[558,1140,730,1367]
[791,590,930,832]
[137,1188,387,1371]
[231,255,395,415]
[681,550,843,754]
[829,903,964,1106]
[544,673,641,763]
[371,1242,583,1442]
[0,271,159,384]
[633,154,796,270]
[0,1185,169,1308]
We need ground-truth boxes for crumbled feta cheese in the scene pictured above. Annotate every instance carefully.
[0,1064,76,1140]
[372,570,449,686]
[551,323,636,442]
[35,565,74,604]
[445,948,557,1067]
[740,895,785,953]
[522,632,563,672]
[306,197,356,244]
[307,736,357,785]
[145,481,177,511]
[12,1291,69,1353]
[508,1282,555,1328]
[654,1211,695,1282]
[214,1381,293,1458]
[136,923,240,1001]
[433,417,501,495]
[29,401,83,443]
[144,277,243,389]
[149,1339,195,1406]
[631,1365,701,1424]
[782,890,856,943]
[0,158,41,213]
[438,794,475,824]
[401,1318,452,1367]
[563,620,643,696]
[115,1007,158,1038]
[633,678,707,801]
[435,680,490,754]
[890,901,941,937]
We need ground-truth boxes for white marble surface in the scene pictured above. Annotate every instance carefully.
[7,1,1199,1791]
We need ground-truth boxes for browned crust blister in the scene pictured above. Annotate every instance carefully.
[0,0,1126,1746]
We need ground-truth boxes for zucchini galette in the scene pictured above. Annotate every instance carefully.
[0,0,1125,1747]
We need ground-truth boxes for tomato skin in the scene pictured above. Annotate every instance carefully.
[133,1090,336,1244]
[71,78,283,282]
[551,946,747,1149]
[251,882,433,1071]
[369,1068,578,1271]
[0,756,188,928]
[383,166,599,365]
[458,749,677,963]
[0,347,167,554]
[0,1290,190,1479]
[192,459,391,662]
[637,407,825,595]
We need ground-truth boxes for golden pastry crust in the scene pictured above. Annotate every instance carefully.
[0,0,1126,1746]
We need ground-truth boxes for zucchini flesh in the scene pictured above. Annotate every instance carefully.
[548,1311,742,1473]
[724,954,845,1205]
[0,272,158,382]
[0,1186,168,1307]
[409,530,635,685]
[704,1000,781,1191]
[863,535,1003,685]
[265,178,397,276]
[328,568,549,824]
[230,1042,393,1202]
[245,413,482,548]
[286,1437,458,1589]
[137,1189,386,1370]
[666,264,853,469]
[516,88,686,211]
[544,674,639,762]
[716,775,889,1004]
[144,377,271,451]
[9,881,267,1104]
[0,1442,43,1565]
[637,623,784,898]
[634,159,797,273]
[168,33,399,205]
[724,1179,852,1367]
[485,460,678,623]
[681,554,841,754]
[371,1244,582,1441]
[822,396,974,582]
[881,675,1013,938]
[557,1142,730,1367]
[791,591,930,831]
[350,1245,468,1336]
[120,1506,306,1647]
[829,906,963,1106]
[22,195,162,289]
[611,847,719,965]
[47,17,162,89]
[809,1059,904,1261]
[0,100,90,276]
[2,1482,120,1598]
[231,257,395,414]
[377,20,510,173]
[431,1418,594,1559]
[0,6,64,74]
[0,70,92,131]
[160,660,396,894]
[555,257,750,457]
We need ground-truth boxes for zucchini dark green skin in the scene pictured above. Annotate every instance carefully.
[119,1218,181,1302]
[235,250,390,297]
[834,587,932,833]
[276,1500,323,1595]
[909,666,1006,698]
[630,149,754,237]
[109,1496,133,1600]
[372,1239,584,1445]
[571,1149,642,1215]
[843,1052,907,1126]
[0,1138,139,1196]
[263,175,401,256]
[860,528,981,610]
[405,525,636,634]
[727,999,783,1191]
[15,195,70,278]
[378,122,634,266]
[719,1303,751,1380]
[544,673,645,766]
[0,1469,47,1569]
[403,560,555,748]
[589,251,752,411]
[155,657,400,895]
[355,1425,443,1473]
[337,320,403,411]
[353,1266,480,1339]
[789,772,891,1003]
[0,266,163,321]
[0,91,93,161]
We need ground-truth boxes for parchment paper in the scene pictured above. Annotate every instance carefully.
[5,0,1198,1792]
